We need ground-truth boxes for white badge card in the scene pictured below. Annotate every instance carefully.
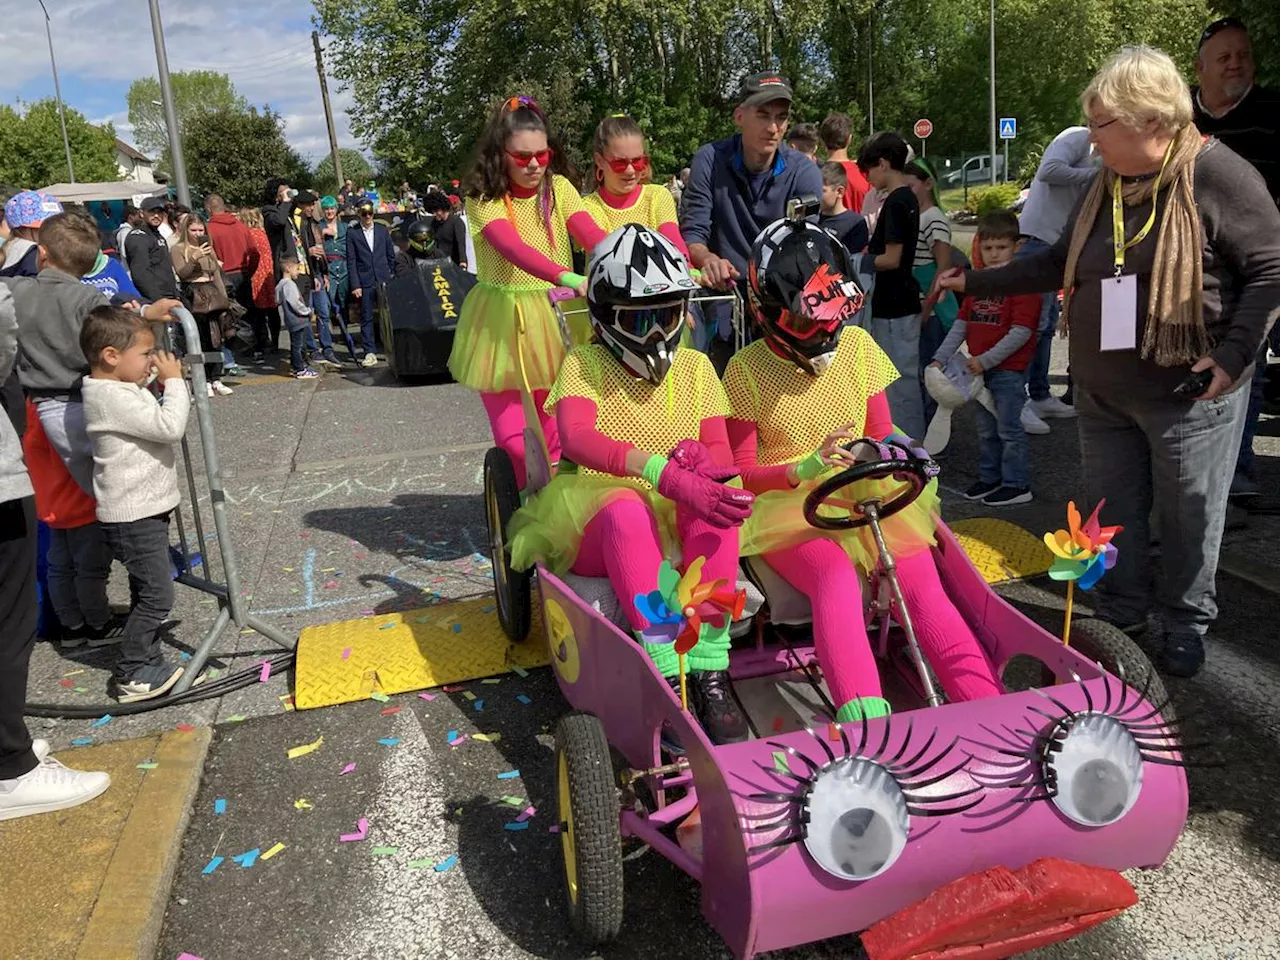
[1099,274,1138,351]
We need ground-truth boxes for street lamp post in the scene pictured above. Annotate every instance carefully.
[37,0,75,183]
[989,0,998,186]
[147,0,191,207]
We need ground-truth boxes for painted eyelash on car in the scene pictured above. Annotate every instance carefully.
[739,718,982,856]
[964,664,1204,807]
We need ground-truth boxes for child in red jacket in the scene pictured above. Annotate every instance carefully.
[930,212,1040,506]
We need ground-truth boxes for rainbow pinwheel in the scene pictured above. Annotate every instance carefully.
[635,557,746,707]
[1043,500,1123,645]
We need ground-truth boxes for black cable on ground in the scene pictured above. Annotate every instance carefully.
[24,651,297,719]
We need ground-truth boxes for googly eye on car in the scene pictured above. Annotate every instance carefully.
[741,720,983,881]
[1044,712,1143,826]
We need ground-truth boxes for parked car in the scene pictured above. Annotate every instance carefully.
[942,154,1006,186]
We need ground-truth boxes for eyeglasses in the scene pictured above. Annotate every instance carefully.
[1086,117,1120,132]
[603,154,650,174]
[506,148,553,168]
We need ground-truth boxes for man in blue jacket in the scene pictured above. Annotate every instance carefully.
[345,201,397,368]
[679,72,823,366]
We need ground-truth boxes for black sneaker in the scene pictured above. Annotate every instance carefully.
[112,662,184,703]
[689,670,749,744]
[964,480,1002,501]
[1161,635,1205,678]
[984,486,1033,506]
[87,614,129,647]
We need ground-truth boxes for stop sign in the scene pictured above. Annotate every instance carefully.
[914,118,933,139]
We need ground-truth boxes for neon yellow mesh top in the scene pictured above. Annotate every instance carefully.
[722,326,900,466]
[581,184,679,236]
[547,344,730,489]
[465,175,587,290]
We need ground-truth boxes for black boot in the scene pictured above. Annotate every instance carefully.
[690,670,749,744]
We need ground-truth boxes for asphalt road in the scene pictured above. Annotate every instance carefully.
[23,339,1280,960]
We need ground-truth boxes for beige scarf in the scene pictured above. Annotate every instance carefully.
[1060,125,1207,366]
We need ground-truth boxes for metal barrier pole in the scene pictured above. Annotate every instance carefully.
[167,308,296,694]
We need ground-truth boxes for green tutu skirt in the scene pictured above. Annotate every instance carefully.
[447,284,590,393]
[739,473,940,573]
[509,474,677,574]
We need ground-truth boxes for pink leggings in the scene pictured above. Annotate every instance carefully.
[573,490,738,631]
[764,539,1001,707]
[481,389,561,489]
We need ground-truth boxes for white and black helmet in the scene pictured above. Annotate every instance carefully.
[587,224,696,384]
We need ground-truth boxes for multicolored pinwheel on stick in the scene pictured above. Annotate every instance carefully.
[635,557,746,709]
[1043,500,1122,646]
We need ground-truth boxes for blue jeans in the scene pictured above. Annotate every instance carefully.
[975,368,1030,488]
[869,313,926,440]
[919,312,947,428]
[1235,345,1269,478]
[1015,237,1060,401]
[310,282,335,354]
[1078,383,1248,639]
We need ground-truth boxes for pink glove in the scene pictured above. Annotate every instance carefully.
[668,439,741,483]
[658,461,754,528]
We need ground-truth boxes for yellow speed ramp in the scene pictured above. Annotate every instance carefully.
[295,597,548,709]
[950,517,1052,584]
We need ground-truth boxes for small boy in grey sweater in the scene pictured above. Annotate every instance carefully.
[276,258,319,379]
[80,306,190,702]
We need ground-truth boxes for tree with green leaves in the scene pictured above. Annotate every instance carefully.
[182,107,312,207]
[126,71,249,158]
[314,148,373,192]
[314,0,1210,184]
[0,99,120,188]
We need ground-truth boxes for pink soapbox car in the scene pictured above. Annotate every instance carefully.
[481,289,1188,960]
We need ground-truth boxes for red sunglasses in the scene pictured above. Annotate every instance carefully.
[602,154,650,174]
[506,148,553,168]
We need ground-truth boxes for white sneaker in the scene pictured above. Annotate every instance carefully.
[32,739,49,763]
[360,353,379,368]
[1021,404,1050,435]
[0,755,111,822]
[206,383,215,399]
[211,380,234,396]
[1029,395,1076,419]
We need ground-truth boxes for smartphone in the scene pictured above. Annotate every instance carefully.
[1173,368,1214,398]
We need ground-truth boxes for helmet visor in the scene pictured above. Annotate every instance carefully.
[612,300,686,342]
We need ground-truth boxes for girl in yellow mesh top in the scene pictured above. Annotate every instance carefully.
[447,97,607,488]
[723,217,1001,725]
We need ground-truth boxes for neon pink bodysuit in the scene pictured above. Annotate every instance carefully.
[557,394,738,630]
[727,390,1001,711]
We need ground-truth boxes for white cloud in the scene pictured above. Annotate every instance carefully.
[1,0,363,161]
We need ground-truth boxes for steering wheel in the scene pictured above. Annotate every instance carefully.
[802,444,931,531]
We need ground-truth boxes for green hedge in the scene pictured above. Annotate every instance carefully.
[965,183,1024,216]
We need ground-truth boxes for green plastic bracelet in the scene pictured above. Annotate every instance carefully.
[794,450,826,482]
[641,454,668,488]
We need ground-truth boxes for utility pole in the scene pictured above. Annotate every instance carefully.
[148,0,190,207]
[313,31,344,191]
[37,0,74,183]
[988,0,998,186]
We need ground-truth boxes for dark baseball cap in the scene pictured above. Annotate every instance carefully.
[737,72,794,108]
[140,196,167,211]
[1199,16,1248,50]
[294,190,318,205]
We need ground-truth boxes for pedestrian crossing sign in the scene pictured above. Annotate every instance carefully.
[1000,118,1017,139]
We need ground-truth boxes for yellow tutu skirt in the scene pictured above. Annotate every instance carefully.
[739,473,940,573]
[447,284,590,393]
[509,473,677,574]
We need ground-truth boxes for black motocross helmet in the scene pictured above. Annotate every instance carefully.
[747,205,865,375]
[405,218,435,256]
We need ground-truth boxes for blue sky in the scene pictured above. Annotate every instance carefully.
[2,0,360,163]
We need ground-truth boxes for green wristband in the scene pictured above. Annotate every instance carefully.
[557,271,586,289]
[794,450,826,482]
[641,454,668,488]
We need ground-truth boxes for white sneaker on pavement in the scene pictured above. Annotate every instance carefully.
[1021,403,1050,435]
[1029,395,1076,419]
[32,739,49,763]
[361,353,378,368]
[0,754,111,822]
[211,380,234,396]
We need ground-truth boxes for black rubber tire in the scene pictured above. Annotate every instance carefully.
[1045,618,1175,725]
[555,713,625,944]
[483,446,531,643]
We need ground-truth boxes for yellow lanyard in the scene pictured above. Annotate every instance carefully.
[1111,141,1174,276]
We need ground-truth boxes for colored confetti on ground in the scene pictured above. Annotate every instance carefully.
[287,736,324,760]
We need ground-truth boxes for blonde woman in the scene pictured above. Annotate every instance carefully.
[171,214,233,396]
[939,45,1280,677]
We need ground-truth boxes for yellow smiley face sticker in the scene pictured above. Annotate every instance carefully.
[545,598,580,685]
